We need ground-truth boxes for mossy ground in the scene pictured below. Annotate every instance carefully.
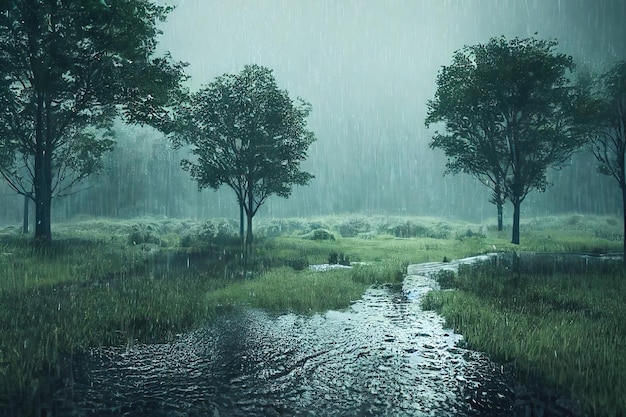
[0,213,622,414]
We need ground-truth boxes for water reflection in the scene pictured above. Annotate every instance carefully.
[68,255,517,416]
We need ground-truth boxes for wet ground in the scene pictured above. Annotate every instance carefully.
[54,255,579,416]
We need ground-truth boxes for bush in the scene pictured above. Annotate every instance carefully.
[307,229,335,241]
[338,218,370,237]
[328,251,350,266]
[127,224,162,246]
[434,269,456,289]
[180,219,239,247]
[455,227,486,241]
[386,221,429,238]
[379,220,450,239]
[286,255,309,271]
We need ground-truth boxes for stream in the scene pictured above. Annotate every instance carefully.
[55,255,567,416]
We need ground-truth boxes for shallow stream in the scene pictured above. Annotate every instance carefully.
[61,255,531,416]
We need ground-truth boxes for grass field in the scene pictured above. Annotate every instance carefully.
[422,255,625,417]
[0,213,622,415]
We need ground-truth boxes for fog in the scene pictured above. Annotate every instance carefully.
[1,0,625,224]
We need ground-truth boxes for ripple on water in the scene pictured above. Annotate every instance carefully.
[66,255,519,417]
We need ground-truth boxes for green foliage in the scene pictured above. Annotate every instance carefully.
[424,262,626,417]
[426,35,587,244]
[455,227,486,241]
[433,269,456,289]
[311,229,336,241]
[588,61,626,186]
[128,223,165,246]
[328,251,350,265]
[0,0,187,242]
[585,60,626,265]
[173,64,316,251]
[338,217,371,237]
[179,219,240,247]
[380,219,451,239]
[206,267,363,314]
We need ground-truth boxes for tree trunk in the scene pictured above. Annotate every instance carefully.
[497,202,503,232]
[33,94,52,243]
[239,202,244,244]
[34,147,53,243]
[622,185,625,268]
[245,210,253,259]
[22,192,31,234]
[245,187,254,259]
[511,196,521,245]
[34,169,52,243]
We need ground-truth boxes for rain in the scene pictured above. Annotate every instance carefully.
[0,1,624,416]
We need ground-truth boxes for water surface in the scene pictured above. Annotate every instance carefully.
[67,255,518,416]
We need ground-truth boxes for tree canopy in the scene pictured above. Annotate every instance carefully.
[426,36,587,244]
[173,64,316,254]
[0,0,187,242]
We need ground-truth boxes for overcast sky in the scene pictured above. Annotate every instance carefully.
[157,0,624,140]
[153,0,625,217]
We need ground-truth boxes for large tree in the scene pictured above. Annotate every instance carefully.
[174,64,315,255]
[425,51,510,231]
[588,61,626,263]
[0,0,187,242]
[426,36,587,244]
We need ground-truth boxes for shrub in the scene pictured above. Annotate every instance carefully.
[338,218,370,237]
[180,219,239,247]
[455,228,486,241]
[328,251,350,266]
[387,221,429,238]
[434,269,456,289]
[127,224,162,246]
[310,229,335,241]
[286,255,309,271]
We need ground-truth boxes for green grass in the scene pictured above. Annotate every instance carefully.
[206,262,407,315]
[208,267,367,314]
[0,213,622,415]
[423,261,625,417]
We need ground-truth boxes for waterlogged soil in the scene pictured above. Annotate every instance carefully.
[52,256,578,417]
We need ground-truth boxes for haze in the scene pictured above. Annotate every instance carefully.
[2,0,625,224]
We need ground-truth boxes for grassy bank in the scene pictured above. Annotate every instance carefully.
[422,260,625,417]
[0,213,621,414]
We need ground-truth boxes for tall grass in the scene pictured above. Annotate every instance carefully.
[423,261,625,417]
[0,213,621,414]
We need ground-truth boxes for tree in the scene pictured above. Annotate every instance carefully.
[0,0,187,242]
[426,36,586,244]
[588,61,626,264]
[425,51,510,231]
[174,64,315,255]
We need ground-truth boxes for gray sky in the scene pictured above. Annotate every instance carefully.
[154,0,625,217]
[157,0,624,141]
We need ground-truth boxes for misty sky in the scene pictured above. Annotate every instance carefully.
[158,0,625,119]
[152,0,625,218]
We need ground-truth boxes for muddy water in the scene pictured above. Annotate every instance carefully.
[65,255,518,416]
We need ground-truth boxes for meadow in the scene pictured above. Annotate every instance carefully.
[0,213,622,415]
[422,258,625,417]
